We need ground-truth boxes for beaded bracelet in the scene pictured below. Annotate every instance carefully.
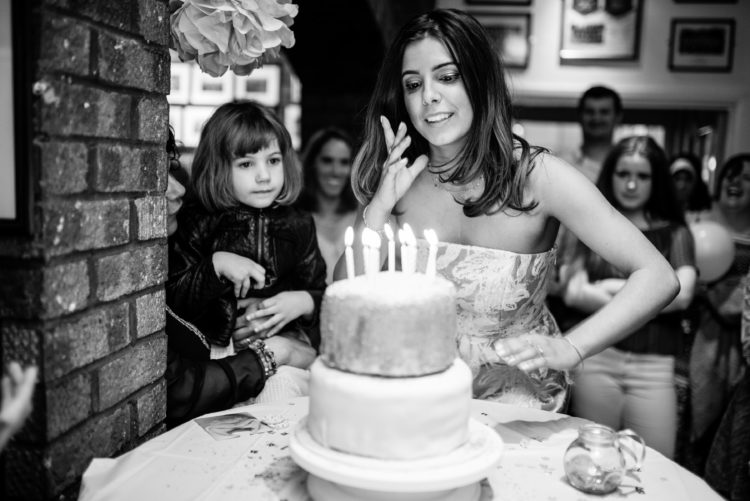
[562,336,585,369]
[246,339,278,380]
[362,204,391,234]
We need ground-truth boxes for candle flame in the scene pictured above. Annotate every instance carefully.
[402,223,417,246]
[362,227,380,248]
[345,226,354,246]
[424,229,438,245]
[384,223,394,241]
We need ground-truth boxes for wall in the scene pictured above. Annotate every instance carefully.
[438,0,750,156]
[0,0,171,499]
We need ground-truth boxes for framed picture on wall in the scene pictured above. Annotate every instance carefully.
[234,65,281,107]
[1,0,33,233]
[190,66,233,105]
[668,19,735,72]
[473,13,531,69]
[168,63,190,105]
[559,0,642,62]
[466,0,532,5]
[182,105,216,147]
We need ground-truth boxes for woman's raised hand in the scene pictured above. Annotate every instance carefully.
[370,117,429,211]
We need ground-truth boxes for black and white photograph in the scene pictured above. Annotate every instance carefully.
[2,1,749,501]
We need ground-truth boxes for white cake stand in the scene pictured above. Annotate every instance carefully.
[290,417,503,501]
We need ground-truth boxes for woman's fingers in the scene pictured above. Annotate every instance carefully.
[239,277,251,298]
[380,116,396,150]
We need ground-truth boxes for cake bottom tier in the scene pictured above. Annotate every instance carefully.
[307,358,472,460]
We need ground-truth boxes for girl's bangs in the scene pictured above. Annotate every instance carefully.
[227,117,279,158]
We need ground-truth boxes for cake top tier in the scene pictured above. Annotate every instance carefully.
[320,272,458,376]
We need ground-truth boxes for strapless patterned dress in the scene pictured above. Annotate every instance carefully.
[416,240,568,411]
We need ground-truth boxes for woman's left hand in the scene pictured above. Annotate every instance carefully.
[244,291,314,339]
[493,334,582,372]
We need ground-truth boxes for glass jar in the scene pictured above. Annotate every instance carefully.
[563,423,646,495]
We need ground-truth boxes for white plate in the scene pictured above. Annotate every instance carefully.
[290,417,503,492]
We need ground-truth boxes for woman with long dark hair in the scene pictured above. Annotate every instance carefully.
[336,9,679,410]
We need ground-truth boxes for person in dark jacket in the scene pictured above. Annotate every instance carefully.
[164,125,317,427]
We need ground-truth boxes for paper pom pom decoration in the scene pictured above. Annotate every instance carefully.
[170,0,298,77]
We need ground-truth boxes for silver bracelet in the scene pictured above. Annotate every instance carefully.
[362,204,391,234]
[562,336,585,368]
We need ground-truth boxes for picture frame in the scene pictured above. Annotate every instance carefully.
[473,13,531,69]
[668,18,735,72]
[189,66,234,105]
[181,105,216,147]
[0,0,33,233]
[167,62,190,105]
[559,0,642,62]
[466,0,532,5]
[234,65,281,107]
[284,104,301,151]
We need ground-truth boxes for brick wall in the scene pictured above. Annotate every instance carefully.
[0,1,171,499]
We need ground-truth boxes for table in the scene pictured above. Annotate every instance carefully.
[79,397,721,501]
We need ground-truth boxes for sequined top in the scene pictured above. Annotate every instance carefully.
[416,240,567,411]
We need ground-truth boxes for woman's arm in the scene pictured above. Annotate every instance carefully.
[540,154,680,360]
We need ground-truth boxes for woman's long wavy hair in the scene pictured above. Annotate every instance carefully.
[296,127,358,214]
[352,8,544,217]
[190,101,301,212]
[597,136,685,225]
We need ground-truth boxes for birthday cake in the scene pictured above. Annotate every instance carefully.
[306,271,472,460]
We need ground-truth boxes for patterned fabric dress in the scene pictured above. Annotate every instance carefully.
[416,240,568,411]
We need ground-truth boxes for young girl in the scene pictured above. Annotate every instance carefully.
[167,102,326,400]
[565,136,697,458]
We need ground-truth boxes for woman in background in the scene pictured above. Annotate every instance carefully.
[565,136,697,458]
[689,153,750,472]
[296,127,359,283]
[669,152,712,222]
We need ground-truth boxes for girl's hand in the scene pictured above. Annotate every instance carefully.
[212,251,266,297]
[264,334,316,369]
[370,117,429,211]
[493,334,582,372]
[245,291,314,339]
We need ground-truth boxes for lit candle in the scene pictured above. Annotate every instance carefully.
[344,226,355,279]
[384,223,395,272]
[370,230,382,274]
[362,228,380,276]
[424,229,438,277]
[402,223,417,274]
[398,228,407,273]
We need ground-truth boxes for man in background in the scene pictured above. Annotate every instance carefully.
[564,85,623,183]
[549,85,623,335]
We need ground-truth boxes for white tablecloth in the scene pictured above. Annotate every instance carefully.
[79,397,721,501]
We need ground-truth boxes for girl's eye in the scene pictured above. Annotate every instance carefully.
[269,156,282,166]
[235,160,252,169]
[614,171,629,179]
[638,174,651,181]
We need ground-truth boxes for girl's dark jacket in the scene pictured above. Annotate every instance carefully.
[167,202,327,350]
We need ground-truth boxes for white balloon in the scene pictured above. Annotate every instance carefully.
[689,221,735,282]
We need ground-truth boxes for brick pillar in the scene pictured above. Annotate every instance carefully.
[0,1,171,499]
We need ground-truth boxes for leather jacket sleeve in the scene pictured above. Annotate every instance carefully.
[288,211,328,349]
[167,205,237,346]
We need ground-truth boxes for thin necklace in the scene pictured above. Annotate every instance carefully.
[429,163,483,192]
